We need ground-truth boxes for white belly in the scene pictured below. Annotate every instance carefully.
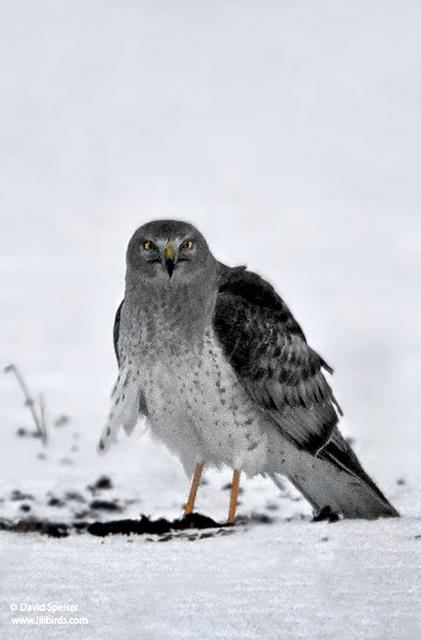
[141,333,270,476]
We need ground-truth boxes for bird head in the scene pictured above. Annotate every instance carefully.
[126,220,219,287]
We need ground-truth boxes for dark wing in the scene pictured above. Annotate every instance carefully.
[113,300,124,367]
[214,267,342,454]
[214,266,399,519]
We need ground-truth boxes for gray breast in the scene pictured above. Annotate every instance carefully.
[140,328,271,476]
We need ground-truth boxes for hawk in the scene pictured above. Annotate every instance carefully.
[98,220,398,523]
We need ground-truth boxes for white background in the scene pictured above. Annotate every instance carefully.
[0,2,420,638]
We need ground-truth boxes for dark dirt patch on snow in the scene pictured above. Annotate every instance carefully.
[87,513,225,537]
[89,499,122,512]
[0,513,231,540]
[0,517,71,538]
[0,511,277,540]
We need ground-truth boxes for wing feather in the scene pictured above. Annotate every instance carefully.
[98,299,148,453]
[214,267,341,454]
[113,299,124,366]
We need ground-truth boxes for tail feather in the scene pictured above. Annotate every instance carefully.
[98,367,146,453]
[284,429,399,519]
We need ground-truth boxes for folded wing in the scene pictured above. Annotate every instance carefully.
[214,267,341,455]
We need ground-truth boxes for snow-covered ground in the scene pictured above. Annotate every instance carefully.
[1,1,421,638]
[2,516,420,640]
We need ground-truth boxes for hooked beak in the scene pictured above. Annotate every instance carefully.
[164,244,176,278]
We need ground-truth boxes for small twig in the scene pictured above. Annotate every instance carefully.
[38,392,48,445]
[4,364,47,445]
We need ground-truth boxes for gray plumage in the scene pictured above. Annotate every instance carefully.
[99,219,398,520]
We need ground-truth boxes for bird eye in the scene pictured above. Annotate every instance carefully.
[143,240,157,251]
[181,239,195,250]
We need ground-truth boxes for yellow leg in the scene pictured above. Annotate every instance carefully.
[184,463,204,516]
[228,469,241,525]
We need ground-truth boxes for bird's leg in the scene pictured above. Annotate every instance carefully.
[228,469,241,525]
[184,463,204,516]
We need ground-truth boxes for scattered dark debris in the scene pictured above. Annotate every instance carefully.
[414,534,421,540]
[0,517,70,539]
[89,499,122,512]
[253,513,273,524]
[278,491,302,502]
[37,453,47,460]
[48,497,65,508]
[19,504,31,512]
[74,510,91,520]
[265,501,280,511]
[158,533,175,543]
[54,415,71,428]
[222,482,244,495]
[312,506,341,523]
[10,490,34,501]
[320,536,329,542]
[285,513,307,523]
[16,427,41,439]
[237,512,275,525]
[88,476,113,493]
[396,478,406,486]
[0,510,277,540]
[71,445,79,453]
[64,491,85,503]
[0,513,228,539]
[59,457,73,466]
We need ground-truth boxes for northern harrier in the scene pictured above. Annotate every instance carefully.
[98,220,398,523]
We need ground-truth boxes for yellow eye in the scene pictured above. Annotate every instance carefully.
[143,240,156,251]
[182,239,195,250]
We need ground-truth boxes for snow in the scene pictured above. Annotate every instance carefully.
[1,1,421,638]
[1,518,420,640]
